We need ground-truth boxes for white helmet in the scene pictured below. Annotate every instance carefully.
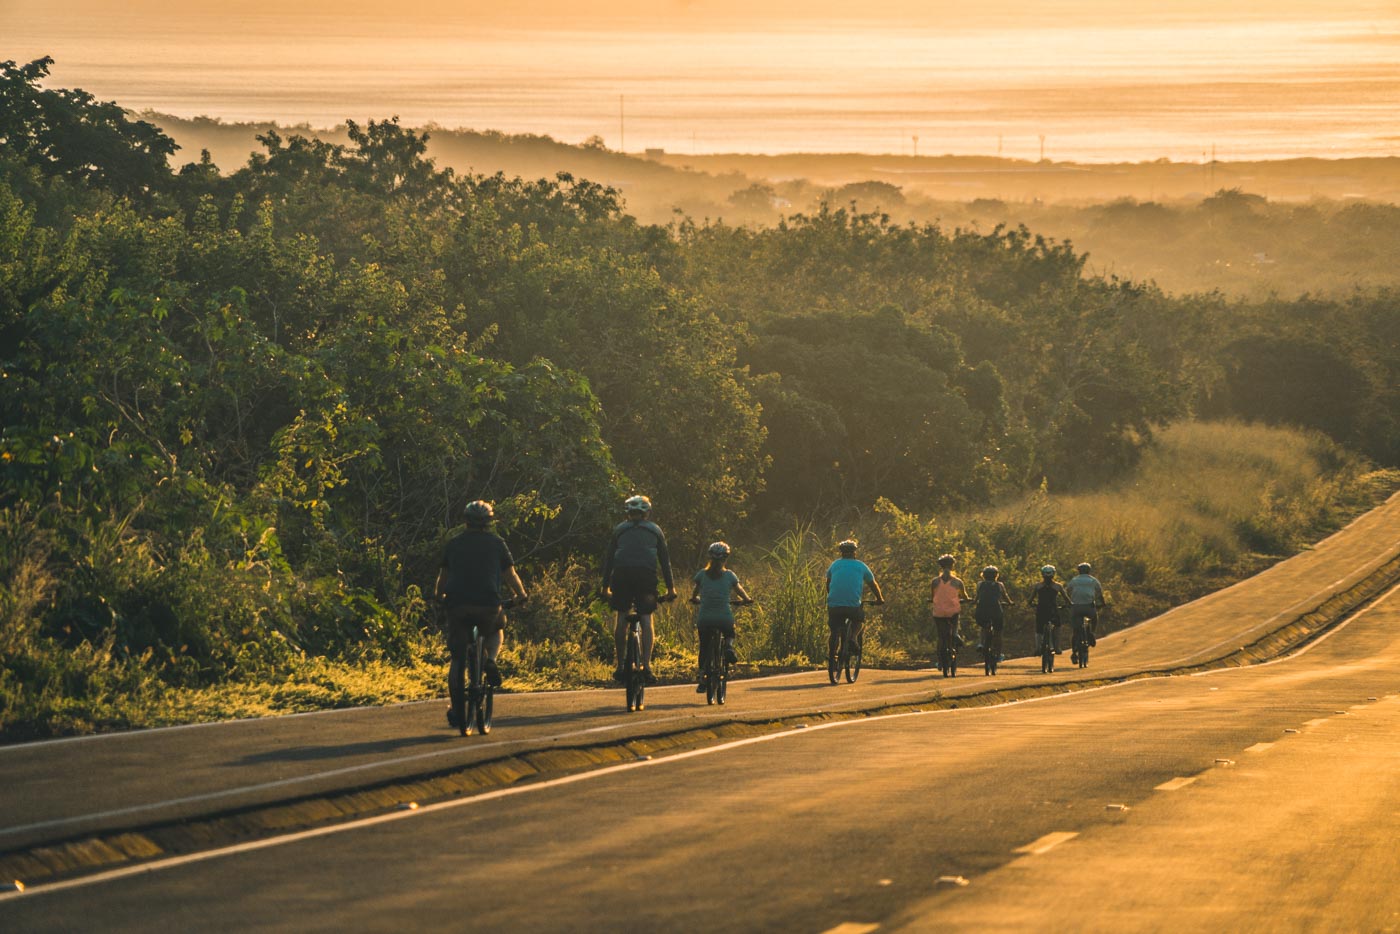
[624,495,652,514]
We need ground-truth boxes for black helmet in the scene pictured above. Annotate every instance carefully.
[464,500,494,525]
[982,565,999,580]
[937,554,955,568]
[838,539,858,555]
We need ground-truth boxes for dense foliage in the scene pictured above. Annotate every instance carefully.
[2,60,1398,735]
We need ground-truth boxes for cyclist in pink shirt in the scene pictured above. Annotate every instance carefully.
[930,554,970,670]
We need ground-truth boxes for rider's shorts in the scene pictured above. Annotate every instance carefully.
[609,567,659,614]
[1069,604,1098,627]
[696,620,736,638]
[827,605,865,632]
[446,605,505,656]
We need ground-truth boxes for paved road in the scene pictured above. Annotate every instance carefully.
[5,577,1399,930]
[3,493,1399,855]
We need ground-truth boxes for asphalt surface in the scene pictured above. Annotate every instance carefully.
[4,579,1399,931]
[2,493,1399,930]
[4,492,1399,852]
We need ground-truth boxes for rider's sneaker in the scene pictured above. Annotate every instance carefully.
[612,667,625,683]
[1054,649,1063,655]
[999,653,1006,662]
[1088,633,1098,647]
[696,678,707,694]
[1071,650,1080,664]
[484,660,503,688]
[447,708,464,729]
[724,644,738,664]
[643,668,659,685]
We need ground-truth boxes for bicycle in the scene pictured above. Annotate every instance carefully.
[829,601,879,685]
[622,593,676,712]
[447,597,521,737]
[697,600,752,706]
[980,623,1003,676]
[934,615,961,678]
[1037,606,1067,674]
[1069,604,1102,669]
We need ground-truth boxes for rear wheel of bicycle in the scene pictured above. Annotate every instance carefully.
[716,664,728,705]
[474,686,493,735]
[625,638,643,711]
[828,652,840,685]
[846,646,861,683]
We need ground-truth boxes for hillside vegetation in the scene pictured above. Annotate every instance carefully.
[2,58,1398,738]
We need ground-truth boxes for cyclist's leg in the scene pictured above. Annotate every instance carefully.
[446,610,470,724]
[640,613,655,669]
[827,608,844,660]
[613,610,629,672]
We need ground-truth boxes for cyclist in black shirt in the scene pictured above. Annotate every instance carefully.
[1030,565,1070,656]
[435,500,527,727]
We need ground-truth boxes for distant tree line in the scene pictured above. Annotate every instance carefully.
[2,58,1397,691]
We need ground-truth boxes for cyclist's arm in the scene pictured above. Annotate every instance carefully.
[733,581,753,604]
[825,570,833,599]
[504,566,527,602]
[656,532,675,594]
[433,567,448,602]
[999,582,1012,606]
[1095,581,1106,607]
[601,530,620,591]
[865,577,885,604]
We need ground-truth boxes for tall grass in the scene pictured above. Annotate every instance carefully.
[735,420,1390,663]
[2,420,1392,738]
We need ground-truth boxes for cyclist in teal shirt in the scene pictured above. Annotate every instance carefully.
[689,541,753,693]
[825,539,885,674]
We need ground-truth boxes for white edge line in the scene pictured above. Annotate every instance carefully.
[12,494,1396,755]
[9,579,1400,902]
[12,578,1400,843]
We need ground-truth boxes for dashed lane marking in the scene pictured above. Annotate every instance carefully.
[1304,718,1330,728]
[1013,831,1078,855]
[1154,776,1198,792]
[1246,743,1274,752]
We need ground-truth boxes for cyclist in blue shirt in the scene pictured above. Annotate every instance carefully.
[825,539,885,675]
[602,495,676,683]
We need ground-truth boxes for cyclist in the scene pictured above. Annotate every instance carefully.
[434,500,528,730]
[602,494,676,683]
[1029,565,1070,657]
[825,539,885,674]
[689,541,753,693]
[930,554,969,668]
[1066,561,1106,664]
[972,565,1013,662]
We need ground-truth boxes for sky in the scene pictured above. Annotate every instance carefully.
[5,0,1399,160]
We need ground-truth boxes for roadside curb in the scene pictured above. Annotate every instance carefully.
[5,547,1400,891]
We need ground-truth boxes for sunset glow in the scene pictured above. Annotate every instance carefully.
[6,0,1399,160]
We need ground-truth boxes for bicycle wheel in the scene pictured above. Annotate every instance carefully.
[475,685,493,735]
[463,639,484,735]
[828,650,840,685]
[715,659,728,705]
[625,634,643,712]
[846,642,862,683]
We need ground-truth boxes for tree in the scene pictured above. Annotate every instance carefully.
[0,58,177,201]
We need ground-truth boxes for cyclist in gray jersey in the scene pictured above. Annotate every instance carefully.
[1066,561,1106,662]
[602,495,676,682]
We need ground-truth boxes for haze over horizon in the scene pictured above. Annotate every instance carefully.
[5,0,1400,162]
